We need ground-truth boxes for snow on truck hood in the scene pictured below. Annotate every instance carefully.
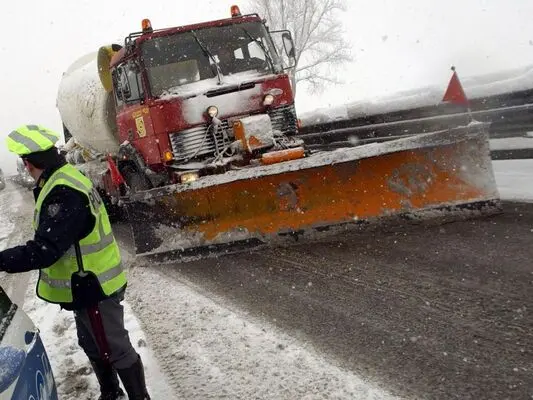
[160,71,274,125]
[159,71,270,99]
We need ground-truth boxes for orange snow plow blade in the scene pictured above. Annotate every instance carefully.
[125,122,500,257]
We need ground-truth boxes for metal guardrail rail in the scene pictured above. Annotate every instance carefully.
[297,89,533,159]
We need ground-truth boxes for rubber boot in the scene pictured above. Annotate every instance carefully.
[90,360,125,400]
[116,355,151,400]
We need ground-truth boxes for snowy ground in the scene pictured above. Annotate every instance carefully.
[492,159,533,201]
[490,137,533,151]
[21,277,174,399]
[124,258,399,399]
[0,182,32,306]
[0,157,531,399]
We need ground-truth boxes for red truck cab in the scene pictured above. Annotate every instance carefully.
[109,6,299,188]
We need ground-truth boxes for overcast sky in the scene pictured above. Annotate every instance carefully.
[1,0,533,174]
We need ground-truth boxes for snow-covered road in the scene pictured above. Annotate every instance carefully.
[492,159,533,201]
[124,256,398,399]
[0,158,531,399]
[0,177,400,399]
[0,182,32,305]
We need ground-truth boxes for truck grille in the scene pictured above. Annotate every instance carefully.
[268,104,298,136]
[169,125,227,163]
[169,105,298,163]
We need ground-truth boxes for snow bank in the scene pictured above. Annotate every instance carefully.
[301,64,533,126]
[463,65,533,99]
[0,207,15,250]
[493,159,533,201]
[0,183,25,251]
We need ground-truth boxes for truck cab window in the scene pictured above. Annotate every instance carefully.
[112,68,126,108]
[142,21,281,97]
[248,40,266,61]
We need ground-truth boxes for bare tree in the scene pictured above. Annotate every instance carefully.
[247,0,352,94]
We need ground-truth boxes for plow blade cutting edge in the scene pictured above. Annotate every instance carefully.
[125,122,501,258]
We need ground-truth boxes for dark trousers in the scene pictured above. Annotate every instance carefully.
[73,291,138,369]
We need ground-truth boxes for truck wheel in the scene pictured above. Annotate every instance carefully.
[122,167,152,193]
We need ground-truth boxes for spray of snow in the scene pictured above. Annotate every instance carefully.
[456,135,500,199]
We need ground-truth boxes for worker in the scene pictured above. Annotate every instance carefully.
[0,125,150,400]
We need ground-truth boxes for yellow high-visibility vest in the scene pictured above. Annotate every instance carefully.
[34,164,126,304]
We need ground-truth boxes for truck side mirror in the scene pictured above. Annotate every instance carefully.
[270,30,297,70]
[282,32,296,66]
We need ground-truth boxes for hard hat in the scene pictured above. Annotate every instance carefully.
[6,125,60,156]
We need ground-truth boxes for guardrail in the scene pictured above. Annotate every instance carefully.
[297,88,533,159]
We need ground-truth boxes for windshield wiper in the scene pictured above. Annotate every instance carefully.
[241,28,275,73]
[190,30,223,85]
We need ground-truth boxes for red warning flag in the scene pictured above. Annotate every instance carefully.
[107,155,125,186]
[442,66,469,106]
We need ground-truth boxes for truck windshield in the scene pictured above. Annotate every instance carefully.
[141,21,281,97]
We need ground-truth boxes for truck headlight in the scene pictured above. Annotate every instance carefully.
[180,171,199,184]
[207,106,218,118]
[263,94,274,106]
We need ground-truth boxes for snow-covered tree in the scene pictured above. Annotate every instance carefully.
[247,0,352,94]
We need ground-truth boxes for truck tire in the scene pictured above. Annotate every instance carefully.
[122,166,152,193]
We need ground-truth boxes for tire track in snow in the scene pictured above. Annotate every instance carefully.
[124,256,400,400]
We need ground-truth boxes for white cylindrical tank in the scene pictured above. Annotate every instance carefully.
[57,49,120,154]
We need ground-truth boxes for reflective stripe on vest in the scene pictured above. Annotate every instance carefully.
[63,216,116,257]
[39,261,124,289]
[33,164,126,304]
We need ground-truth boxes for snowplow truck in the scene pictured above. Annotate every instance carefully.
[57,6,501,257]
